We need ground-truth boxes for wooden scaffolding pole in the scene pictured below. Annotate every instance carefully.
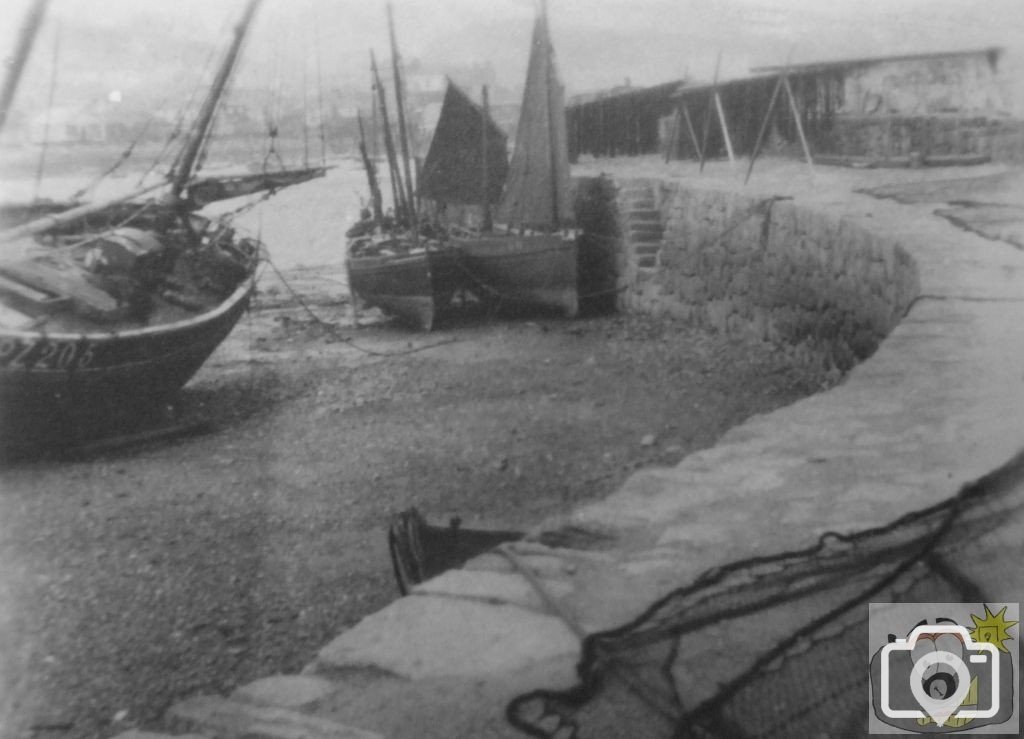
[680,99,702,161]
[699,51,721,173]
[782,75,814,173]
[713,90,735,167]
[744,76,783,184]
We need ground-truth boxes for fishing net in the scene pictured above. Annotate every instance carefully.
[506,452,1024,738]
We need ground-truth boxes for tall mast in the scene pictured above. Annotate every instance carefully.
[386,4,418,244]
[0,0,50,135]
[371,50,407,221]
[357,112,384,224]
[542,3,560,230]
[171,0,262,200]
[481,85,492,232]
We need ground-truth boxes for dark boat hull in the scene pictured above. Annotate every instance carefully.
[346,247,461,331]
[0,279,254,448]
[458,232,578,317]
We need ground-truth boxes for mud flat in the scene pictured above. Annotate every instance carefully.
[0,266,829,738]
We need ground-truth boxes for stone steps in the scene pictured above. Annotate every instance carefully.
[619,184,665,269]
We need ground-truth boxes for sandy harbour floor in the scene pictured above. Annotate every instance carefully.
[0,265,829,738]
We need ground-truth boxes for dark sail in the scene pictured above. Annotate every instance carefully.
[496,14,572,230]
[418,81,509,206]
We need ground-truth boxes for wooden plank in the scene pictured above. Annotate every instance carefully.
[0,260,118,313]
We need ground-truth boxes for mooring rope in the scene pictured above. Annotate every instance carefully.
[260,255,458,357]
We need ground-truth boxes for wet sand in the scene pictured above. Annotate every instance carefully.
[0,271,829,737]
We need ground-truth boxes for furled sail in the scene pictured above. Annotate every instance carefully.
[418,81,508,206]
[496,14,572,231]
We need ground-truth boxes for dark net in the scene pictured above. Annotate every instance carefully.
[507,453,1024,738]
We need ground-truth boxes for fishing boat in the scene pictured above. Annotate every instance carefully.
[0,0,279,450]
[345,7,463,332]
[418,81,508,230]
[455,6,578,318]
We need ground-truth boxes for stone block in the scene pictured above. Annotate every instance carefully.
[232,675,339,711]
[110,733,207,739]
[314,596,579,680]
[167,695,381,739]
[411,568,573,611]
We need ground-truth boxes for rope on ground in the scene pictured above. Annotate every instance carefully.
[261,255,459,357]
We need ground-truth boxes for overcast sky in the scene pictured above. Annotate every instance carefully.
[2,0,1022,111]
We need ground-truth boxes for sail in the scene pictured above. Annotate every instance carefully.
[496,13,572,230]
[418,82,509,206]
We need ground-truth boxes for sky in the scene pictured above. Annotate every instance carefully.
[1,0,1022,113]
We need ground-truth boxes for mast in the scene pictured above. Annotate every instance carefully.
[371,50,407,222]
[0,182,166,244]
[541,5,560,230]
[0,0,49,135]
[357,112,384,224]
[386,4,419,245]
[170,0,262,200]
[481,85,492,232]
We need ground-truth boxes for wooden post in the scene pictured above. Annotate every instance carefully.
[783,75,814,173]
[680,99,702,160]
[744,76,783,184]
[699,51,721,173]
[713,90,735,167]
[481,85,492,232]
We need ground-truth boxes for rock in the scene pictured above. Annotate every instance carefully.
[641,433,657,447]
[233,675,338,710]
[167,695,381,739]
[313,597,579,680]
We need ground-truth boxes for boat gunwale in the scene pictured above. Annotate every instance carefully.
[0,270,257,344]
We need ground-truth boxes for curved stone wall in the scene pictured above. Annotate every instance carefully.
[611,179,921,371]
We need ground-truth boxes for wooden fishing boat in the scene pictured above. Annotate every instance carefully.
[346,8,470,331]
[0,0,274,450]
[456,8,579,318]
[387,507,523,595]
[346,235,461,332]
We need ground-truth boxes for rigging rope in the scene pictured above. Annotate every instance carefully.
[311,1,328,167]
[260,255,458,357]
[31,20,61,204]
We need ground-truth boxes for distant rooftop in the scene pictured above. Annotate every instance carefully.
[751,46,1003,75]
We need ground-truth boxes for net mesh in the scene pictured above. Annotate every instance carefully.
[507,452,1024,738]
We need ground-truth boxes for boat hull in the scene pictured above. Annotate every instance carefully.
[458,233,578,317]
[0,279,254,448]
[346,247,461,331]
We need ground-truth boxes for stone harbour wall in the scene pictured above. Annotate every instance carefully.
[614,179,921,371]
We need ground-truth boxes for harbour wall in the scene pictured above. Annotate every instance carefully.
[577,176,921,372]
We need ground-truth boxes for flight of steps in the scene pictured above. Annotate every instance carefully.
[619,182,665,271]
